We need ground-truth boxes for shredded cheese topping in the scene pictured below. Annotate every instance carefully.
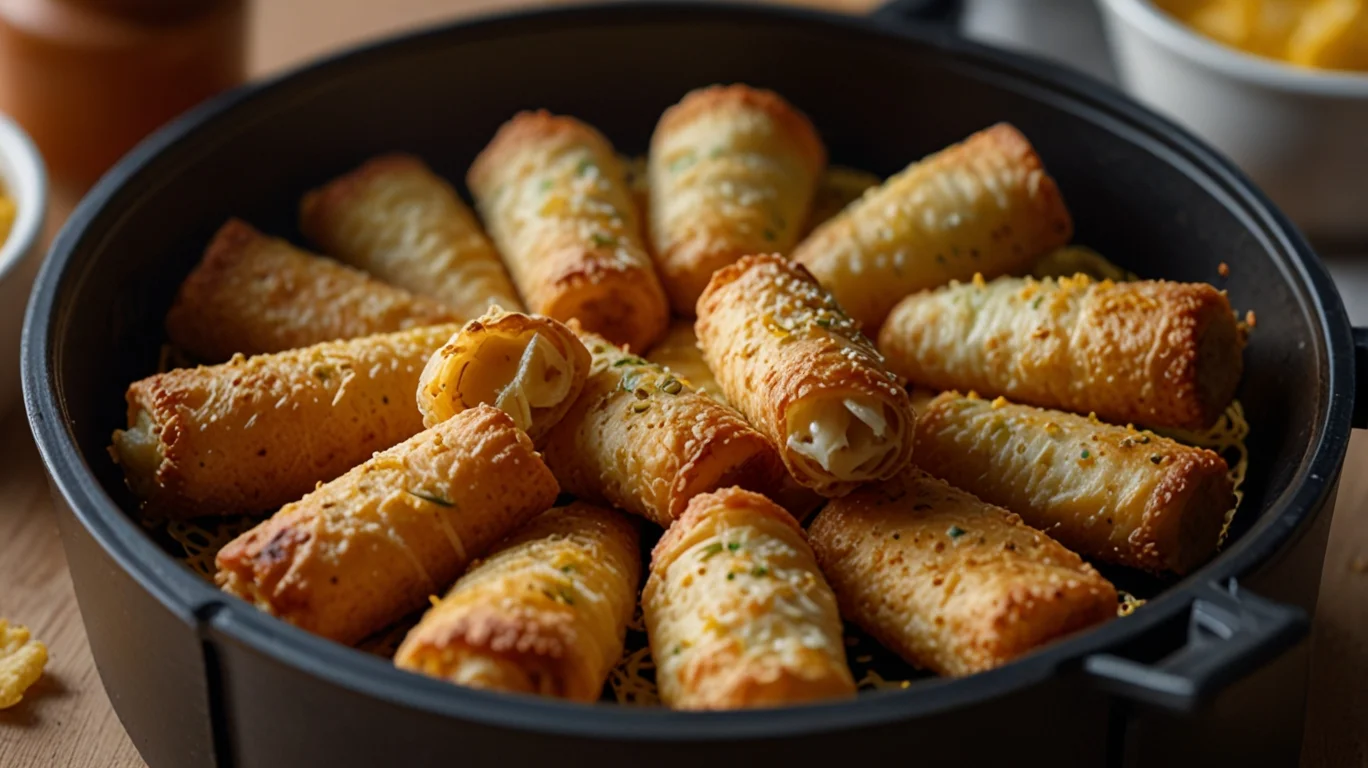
[787,396,895,479]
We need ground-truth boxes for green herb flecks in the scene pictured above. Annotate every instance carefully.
[699,542,724,561]
[669,152,697,173]
[407,489,453,507]
[590,233,618,248]
[947,525,966,539]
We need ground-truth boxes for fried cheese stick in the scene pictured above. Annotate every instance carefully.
[878,274,1245,430]
[914,391,1233,574]
[644,487,854,709]
[216,405,559,645]
[395,502,639,701]
[112,324,459,519]
[793,123,1072,332]
[166,219,456,361]
[541,329,784,529]
[808,469,1117,677]
[299,153,524,316]
[696,254,914,497]
[468,111,668,352]
[648,84,825,313]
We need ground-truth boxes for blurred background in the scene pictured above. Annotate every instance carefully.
[0,1,1362,766]
[0,0,1363,323]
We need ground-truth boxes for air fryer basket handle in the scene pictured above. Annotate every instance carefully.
[870,0,962,27]
[1083,580,1306,712]
[1354,326,1368,429]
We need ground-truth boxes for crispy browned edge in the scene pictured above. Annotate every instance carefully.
[652,84,827,174]
[467,110,618,194]
[403,504,640,682]
[652,486,800,567]
[1140,448,1235,574]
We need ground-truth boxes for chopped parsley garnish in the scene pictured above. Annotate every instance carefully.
[726,541,741,552]
[1080,449,1091,460]
[1032,296,1044,309]
[406,490,453,507]
[590,233,618,248]
[613,355,648,367]
[947,525,966,539]
[560,564,575,573]
[815,317,833,329]
[726,572,735,581]
[751,565,769,577]
[699,542,724,560]
[575,158,596,176]
[539,179,553,191]
[669,152,696,173]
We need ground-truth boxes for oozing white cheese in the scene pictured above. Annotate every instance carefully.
[458,332,572,432]
[111,408,163,498]
[786,396,894,480]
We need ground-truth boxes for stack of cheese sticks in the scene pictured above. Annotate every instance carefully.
[110,83,1248,712]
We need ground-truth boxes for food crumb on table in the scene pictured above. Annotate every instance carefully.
[0,619,49,709]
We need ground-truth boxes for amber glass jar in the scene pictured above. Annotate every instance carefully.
[0,0,246,189]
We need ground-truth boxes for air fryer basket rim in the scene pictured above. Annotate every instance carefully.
[21,0,1356,742]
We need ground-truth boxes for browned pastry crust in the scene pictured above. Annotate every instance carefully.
[644,487,854,709]
[299,153,523,317]
[914,391,1233,574]
[395,502,639,701]
[112,324,459,519]
[878,274,1245,430]
[216,405,559,645]
[541,329,784,529]
[467,111,668,352]
[793,123,1072,332]
[648,84,826,313]
[696,254,915,497]
[166,218,457,361]
[808,469,1118,676]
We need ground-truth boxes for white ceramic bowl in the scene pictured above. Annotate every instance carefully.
[0,114,47,420]
[1096,0,1368,243]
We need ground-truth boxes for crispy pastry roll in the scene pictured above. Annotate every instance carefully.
[216,405,559,645]
[468,111,668,352]
[792,123,1072,332]
[645,319,725,402]
[395,502,639,701]
[645,320,824,521]
[802,165,881,236]
[696,254,915,497]
[166,219,457,361]
[299,154,524,317]
[915,391,1233,574]
[878,274,1245,430]
[644,488,854,709]
[648,84,825,314]
[111,324,458,518]
[416,309,591,442]
[542,329,783,529]
[808,469,1117,677]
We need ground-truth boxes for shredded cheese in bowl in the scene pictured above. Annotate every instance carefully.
[0,190,15,249]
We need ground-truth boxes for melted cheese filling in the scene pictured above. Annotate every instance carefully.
[458,332,572,432]
[786,396,894,480]
[111,409,163,498]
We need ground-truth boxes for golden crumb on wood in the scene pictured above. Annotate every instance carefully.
[0,619,48,709]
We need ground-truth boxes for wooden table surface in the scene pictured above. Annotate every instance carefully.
[1,1,1365,766]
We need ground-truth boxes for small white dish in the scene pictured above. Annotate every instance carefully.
[1096,0,1368,244]
[0,113,47,420]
